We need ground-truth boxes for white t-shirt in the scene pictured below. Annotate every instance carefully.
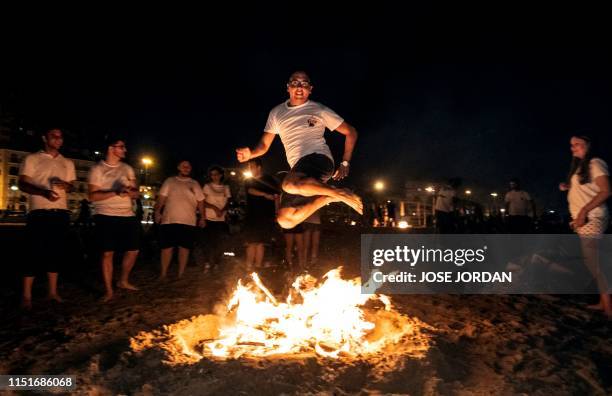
[202,183,231,221]
[434,186,456,213]
[88,161,136,217]
[568,158,609,219]
[19,151,76,211]
[504,190,532,216]
[159,176,205,226]
[264,100,344,168]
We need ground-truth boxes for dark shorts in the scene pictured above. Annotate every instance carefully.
[303,222,321,232]
[94,215,141,252]
[242,217,276,244]
[24,210,71,276]
[159,223,197,249]
[280,153,334,209]
[282,223,304,234]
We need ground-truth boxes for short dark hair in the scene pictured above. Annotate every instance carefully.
[41,128,62,138]
[207,165,225,182]
[289,70,311,82]
[104,133,126,148]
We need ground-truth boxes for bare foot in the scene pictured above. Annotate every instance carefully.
[101,293,113,303]
[47,294,63,303]
[335,188,363,214]
[21,299,32,310]
[116,281,139,291]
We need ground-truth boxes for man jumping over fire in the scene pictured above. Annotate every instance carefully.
[236,70,362,229]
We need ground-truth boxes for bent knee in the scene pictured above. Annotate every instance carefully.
[277,209,297,229]
[282,178,300,195]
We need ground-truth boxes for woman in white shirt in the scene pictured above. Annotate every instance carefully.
[560,135,611,317]
[201,165,231,271]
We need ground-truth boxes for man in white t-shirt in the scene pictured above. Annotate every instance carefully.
[504,178,535,233]
[88,135,141,302]
[236,70,362,229]
[18,128,76,309]
[154,160,205,279]
[434,178,461,234]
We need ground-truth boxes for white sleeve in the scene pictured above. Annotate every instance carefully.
[194,182,205,201]
[263,110,279,134]
[88,166,101,187]
[590,158,609,179]
[319,104,344,131]
[127,166,137,185]
[19,155,34,177]
[67,160,77,182]
[159,179,170,197]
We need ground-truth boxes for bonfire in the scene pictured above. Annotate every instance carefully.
[131,268,431,365]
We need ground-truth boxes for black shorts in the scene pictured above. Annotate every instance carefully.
[159,223,196,249]
[94,215,141,252]
[303,222,321,232]
[24,210,71,276]
[282,223,304,234]
[242,217,276,244]
[280,153,334,209]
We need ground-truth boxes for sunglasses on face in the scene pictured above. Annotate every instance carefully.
[287,80,312,89]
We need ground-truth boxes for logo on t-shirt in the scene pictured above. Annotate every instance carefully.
[307,117,319,127]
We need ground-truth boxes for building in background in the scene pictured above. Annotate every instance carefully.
[0,148,96,214]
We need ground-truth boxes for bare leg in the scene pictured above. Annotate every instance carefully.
[304,229,312,263]
[580,238,612,317]
[285,234,295,268]
[278,195,343,230]
[311,229,321,262]
[245,244,256,271]
[117,250,139,290]
[295,233,305,269]
[101,251,114,302]
[177,247,190,278]
[22,276,34,309]
[47,272,62,302]
[278,175,363,229]
[255,243,265,268]
[160,247,174,279]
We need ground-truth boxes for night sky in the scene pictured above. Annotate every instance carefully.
[2,9,611,212]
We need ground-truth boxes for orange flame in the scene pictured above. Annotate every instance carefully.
[131,267,431,364]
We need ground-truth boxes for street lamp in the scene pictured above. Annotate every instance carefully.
[490,192,498,197]
[243,171,253,179]
[425,186,435,193]
[465,190,472,196]
[141,157,153,185]
[374,181,385,191]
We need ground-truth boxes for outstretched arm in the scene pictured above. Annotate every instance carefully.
[236,132,276,163]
